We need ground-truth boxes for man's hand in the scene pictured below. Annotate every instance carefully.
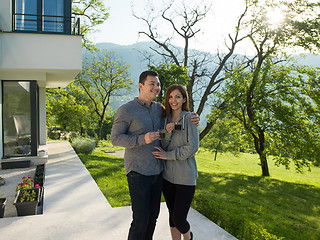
[190,112,200,126]
[145,131,160,144]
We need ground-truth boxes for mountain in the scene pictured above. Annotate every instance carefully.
[92,42,320,88]
[95,41,159,90]
[85,42,320,122]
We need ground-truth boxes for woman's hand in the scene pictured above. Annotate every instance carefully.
[152,146,167,159]
[166,123,175,134]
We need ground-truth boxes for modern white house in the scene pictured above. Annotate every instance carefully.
[0,0,82,167]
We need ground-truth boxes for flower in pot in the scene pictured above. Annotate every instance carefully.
[16,175,34,192]
[34,166,45,187]
[14,176,41,216]
[0,193,7,218]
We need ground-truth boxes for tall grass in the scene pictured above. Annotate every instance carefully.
[78,141,320,240]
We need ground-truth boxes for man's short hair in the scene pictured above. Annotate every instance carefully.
[139,70,158,85]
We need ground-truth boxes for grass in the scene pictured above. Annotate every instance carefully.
[78,141,320,240]
[194,150,320,240]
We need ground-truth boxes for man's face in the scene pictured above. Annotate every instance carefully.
[139,75,161,101]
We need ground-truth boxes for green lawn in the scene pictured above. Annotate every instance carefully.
[78,141,320,240]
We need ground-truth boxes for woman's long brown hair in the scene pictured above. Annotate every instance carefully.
[164,84,190,117]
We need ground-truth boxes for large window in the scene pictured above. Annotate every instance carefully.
[14,0,37,31]
[43,0,64,32]
[2,81,38,158]
[13,0,72,34]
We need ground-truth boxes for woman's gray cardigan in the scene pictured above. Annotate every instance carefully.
[161,111,199,186]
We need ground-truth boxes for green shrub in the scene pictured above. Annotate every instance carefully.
[71,138,96,155]
[68,131,81,142]
[193,193,282,240]
[241,222,284,240]
[47,130,60,140]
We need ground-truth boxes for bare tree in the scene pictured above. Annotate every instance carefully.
[133,0,250,140]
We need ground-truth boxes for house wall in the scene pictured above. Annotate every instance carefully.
[39,87,46,145]
[0,1,11,31]
[0,32,82,88]
[0,83,2,158]
[0,1,82,160]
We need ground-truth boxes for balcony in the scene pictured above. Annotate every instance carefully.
[0,27,82,88]
[12,13,81,35]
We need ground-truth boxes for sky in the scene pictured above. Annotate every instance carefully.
[92,0,247,54]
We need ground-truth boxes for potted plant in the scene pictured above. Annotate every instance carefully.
[36,164,45,173]
[38,150,46,157]
[13,175,40,216]
[0,194,6,218]
[34,164,45,187]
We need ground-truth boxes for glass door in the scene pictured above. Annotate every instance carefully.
[2,81,38,158]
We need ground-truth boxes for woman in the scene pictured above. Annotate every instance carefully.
[152,84,199,240]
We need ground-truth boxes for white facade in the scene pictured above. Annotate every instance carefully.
[0,0,82,164]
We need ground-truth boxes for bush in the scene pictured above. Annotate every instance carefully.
[71,138,96,155]
[47,129,60,140]
[68,131,81,142]
[193,193,283,240]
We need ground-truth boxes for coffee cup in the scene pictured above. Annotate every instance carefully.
[159,129,166,139]
[175,122,182,130]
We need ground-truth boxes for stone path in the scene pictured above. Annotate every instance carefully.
[104,149,125,158]
[0,142,237,240]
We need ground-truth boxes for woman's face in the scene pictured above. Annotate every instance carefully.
[168,89,185,111]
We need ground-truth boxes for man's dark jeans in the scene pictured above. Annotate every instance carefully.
[126,171,163,240]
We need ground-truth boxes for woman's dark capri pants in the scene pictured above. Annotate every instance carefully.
[162,178,195,234]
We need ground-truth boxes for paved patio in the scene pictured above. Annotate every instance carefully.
[0,141,237,240]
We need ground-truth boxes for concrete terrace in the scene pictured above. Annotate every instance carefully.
[0,141,237,240]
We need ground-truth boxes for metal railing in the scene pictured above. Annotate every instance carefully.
[12,13,81,35]
[72,16,81,35]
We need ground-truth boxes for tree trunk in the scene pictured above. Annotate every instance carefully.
[252,127,270,176]
[200,121,214,141]
[214,140,221,161]
[214,149,218,161]
[98,120,103,140]
[259,152,270,177]
[199,101,225,141]
[157,93,163,104]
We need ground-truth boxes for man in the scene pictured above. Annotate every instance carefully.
[111,70,198,240]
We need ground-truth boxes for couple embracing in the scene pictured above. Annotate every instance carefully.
[111,70,199,240]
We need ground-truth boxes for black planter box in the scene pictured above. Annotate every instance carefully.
[36,164,45,173]
[1,160,31,169]
[0,198,7,218]
[14,188,40,216]
[35,172,44,178]
[34,177,44,187]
